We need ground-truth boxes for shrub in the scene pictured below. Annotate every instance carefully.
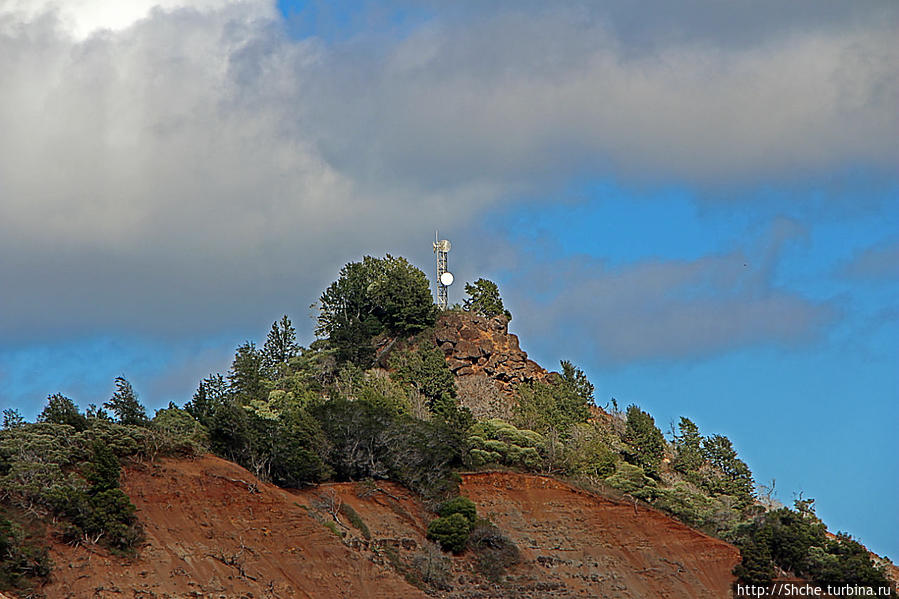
[437,496,477,527]
[152,405,208,454]
[338,503,370,540]
[467,419,543,469]
[0,514,51,592]
[514,380,590,435]
[427,512,472,553]
[456,375,510,421]
[560,422,618,478]
[604,462,658,501]
[469,520,520,582]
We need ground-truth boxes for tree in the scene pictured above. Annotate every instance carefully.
[560,360,594,404]
[317,255,437,365]
[672,417,703,474]
[2,409,24,430]
[228,343,267,404]
[184,373,229,427]
[513,380,590,435]
[463,278,511,320]
[262,315,300,372]
[38,394,88,431]
[104,377,149,426]
[389,345,457,417]
[701,434,754,506]
[623,405,665,479]
[269,407,332,487]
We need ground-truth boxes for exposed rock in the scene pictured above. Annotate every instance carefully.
[432,311,550,394]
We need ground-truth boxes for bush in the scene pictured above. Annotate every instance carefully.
[467,419,543,469]
[0,422,144,555]
[560,422,618,478]
[339,503,370,540]
[604,462,658,501]
[0,514,51,592]
[514,380,590,435]
[427,512,472,553]
[469,520,520,582]
[437,496,477,527]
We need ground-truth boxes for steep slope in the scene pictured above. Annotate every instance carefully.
[460,472,739,598]
[38,455,428,599]
[32,456,739,598]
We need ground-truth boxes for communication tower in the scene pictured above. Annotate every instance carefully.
[433,231,453,310]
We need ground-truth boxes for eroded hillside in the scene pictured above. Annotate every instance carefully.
[35,455,739,598]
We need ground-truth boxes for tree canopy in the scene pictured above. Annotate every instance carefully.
[463,278,511,320]
[317,255,437,364]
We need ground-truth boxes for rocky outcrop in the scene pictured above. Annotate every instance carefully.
[432,311,549,393]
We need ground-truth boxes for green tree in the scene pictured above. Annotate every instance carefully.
[463,278,511,320]
[560,360,595,404]
[513,379,590,435]
[317,255,437,365]
[84,441,121,493]
[38,394,88,431]
[184,373,229,427]
[701,434,754,506]
[228,343,268,404]
[269,407,332,487]
[104,377,149,426]
[672,417,703,474]
[2,409,25,429]
[623,405,665,479]
[262,315,300,373]
[389,345,457,417]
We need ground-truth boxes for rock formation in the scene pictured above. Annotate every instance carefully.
[431,311,549,393]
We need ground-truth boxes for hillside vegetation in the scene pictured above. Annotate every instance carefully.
[1,254,894,596]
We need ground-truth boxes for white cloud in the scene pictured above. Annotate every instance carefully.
[0,0,273,40]
[0,0,893,343]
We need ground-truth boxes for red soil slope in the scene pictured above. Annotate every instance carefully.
[32,456,739,598]
[39,455,427,599]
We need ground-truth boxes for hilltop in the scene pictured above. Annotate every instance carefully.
[1,257,894,597]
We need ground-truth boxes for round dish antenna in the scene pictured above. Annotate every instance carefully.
[433,231,453,310]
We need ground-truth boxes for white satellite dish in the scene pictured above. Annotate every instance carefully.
[440,271,455,286]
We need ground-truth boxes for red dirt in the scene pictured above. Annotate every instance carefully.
[31,456,740,598]
[39,455,427,599]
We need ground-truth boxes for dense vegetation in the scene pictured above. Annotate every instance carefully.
[1,254,892,593]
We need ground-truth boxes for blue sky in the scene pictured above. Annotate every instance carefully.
[0,0,896,558]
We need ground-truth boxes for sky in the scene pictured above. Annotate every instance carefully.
[0,0,897,557]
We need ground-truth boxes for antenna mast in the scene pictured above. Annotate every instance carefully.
[433,231,453,310]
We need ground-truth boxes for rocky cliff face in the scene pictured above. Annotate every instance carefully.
[431,311,549,393]
[32,456,741,598]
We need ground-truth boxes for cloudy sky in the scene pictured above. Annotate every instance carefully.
[1,0,896,556]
